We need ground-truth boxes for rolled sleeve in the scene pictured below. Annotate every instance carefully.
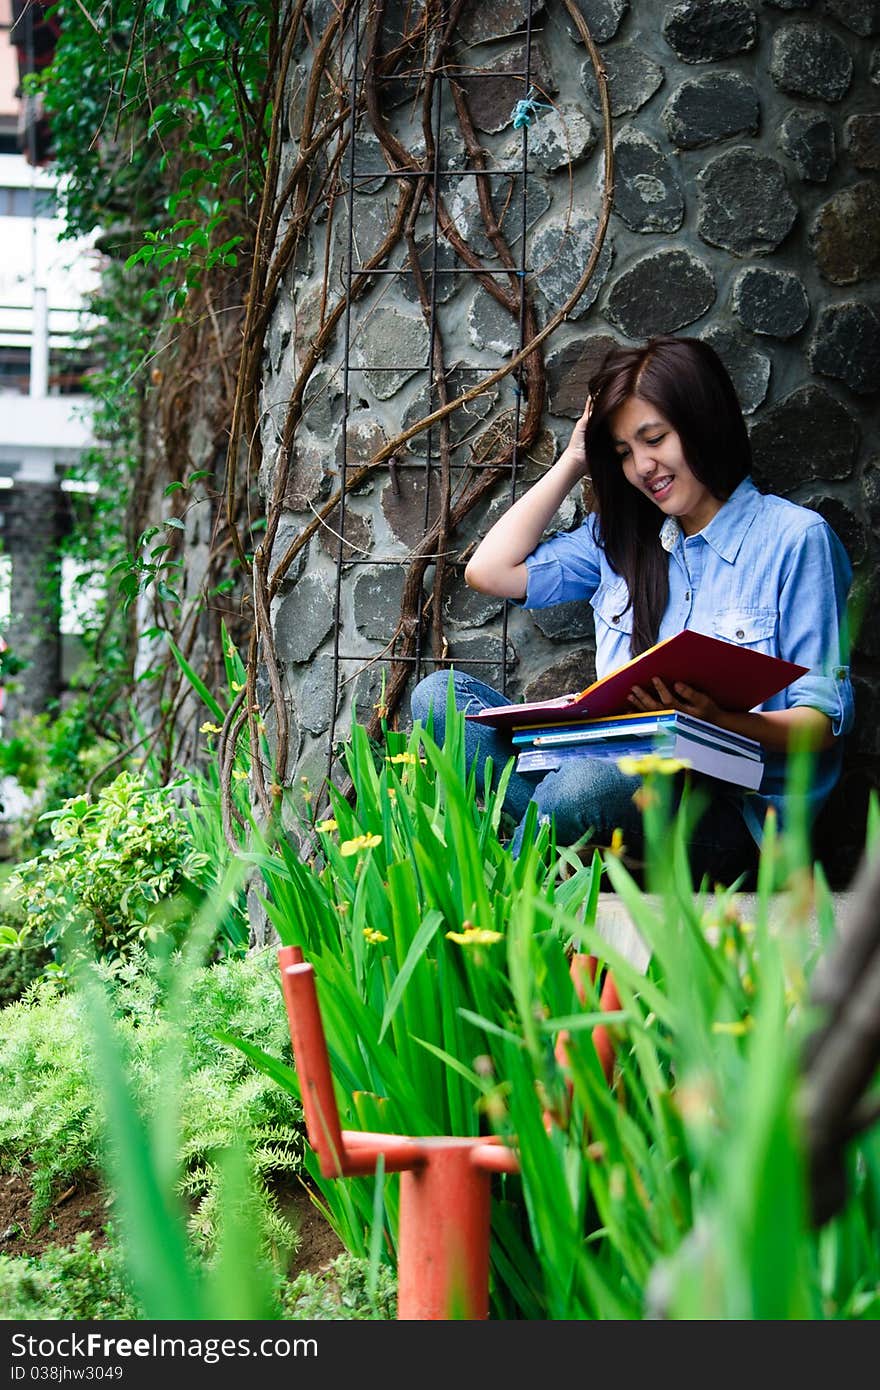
[777,522,854,738]
[522,518,603,609]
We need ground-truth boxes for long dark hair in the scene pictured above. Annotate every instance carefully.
[584,335,751,654]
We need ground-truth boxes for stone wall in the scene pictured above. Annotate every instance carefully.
[1,480,68,724]
[259,0,879,887]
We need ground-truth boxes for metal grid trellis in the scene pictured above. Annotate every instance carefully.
[325,0,541,778]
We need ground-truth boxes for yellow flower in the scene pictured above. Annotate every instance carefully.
[200,721,222,735]
[712,1019,752,1036]
[316,818,338,833]
[446,924,504,946]
[231,680,244,693]
[609,827,626,857]
[232,768,249,782]
[340,833,382,856]
[386,787,397,802]
[363,927,388,944]
[386,752,416,765]
[617,753,692,777]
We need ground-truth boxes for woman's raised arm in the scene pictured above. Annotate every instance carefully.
[464,399,593,600]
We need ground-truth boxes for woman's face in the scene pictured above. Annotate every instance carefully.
[609,394,722,536]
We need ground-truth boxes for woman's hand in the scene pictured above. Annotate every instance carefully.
[560,394,593,479]
[627,677,723,724]
[464,393,594,599]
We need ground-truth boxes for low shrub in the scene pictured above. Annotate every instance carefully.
[6,771,235,972]
[0,949,304,1252]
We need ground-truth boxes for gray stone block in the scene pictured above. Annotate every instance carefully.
[546,334,622,417]
[317,504,374,566]
[455,39,557,135]
[523,646,598,702]
[296,652,341,735]
[697,147,797,255]
[732,266,810,338]
[808,301,880,395]
[355,308,430,400]
[468,287,521,357]
[604,247,716,337]
[457,1,537,46]
[397,235,463,307]
[800,493,868,563]
[352,565,408,641]
[809,181,880,284]
[580,44,664,117]
[444,173,551,262]
[532,212,614,320]
[700,325,771,413]
[443,634,517,690]
[563,0,629,44]
[748,384,859,489]
[769,22,854,102]
[275,574,335,663]
[401,364,500,456]
[844,113,880,171]
[661,71,760,149]
[662,0,758,63]
[381,468,441,548]
[779,109,836,183]
[505,102,598,173]
[531,597,595,640]
[823,0,880,35]
[611,127,684,233]
[442,578,506,629]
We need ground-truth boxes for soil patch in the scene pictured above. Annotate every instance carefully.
[0,1166,344,1276]
[0,1168,109,1260]
[275,1177,345,1277]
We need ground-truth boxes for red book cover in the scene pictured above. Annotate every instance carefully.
[466,629,808,731]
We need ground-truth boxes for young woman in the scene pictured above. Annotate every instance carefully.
[410,335,854,883]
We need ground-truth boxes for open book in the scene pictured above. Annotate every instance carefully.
[466,629,807,732]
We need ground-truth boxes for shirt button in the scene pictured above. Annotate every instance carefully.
[684,591,691,601]
[736,628,745,639]
[612,614,620,624]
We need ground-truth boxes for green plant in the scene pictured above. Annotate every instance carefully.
[0,1231,139,1320]
[232,687,603,1318]
[231,702,880,1319]
[281,1252,397,1321]
[0,946,304,1253]
[6,771,224,970]
[0,700,121,860]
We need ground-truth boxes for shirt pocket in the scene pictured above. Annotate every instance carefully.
[590,579,634,637]
[712,607,778,652]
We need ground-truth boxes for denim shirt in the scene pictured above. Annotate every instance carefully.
[523,477,855,843]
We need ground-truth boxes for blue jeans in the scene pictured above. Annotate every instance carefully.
[409,669,759,884]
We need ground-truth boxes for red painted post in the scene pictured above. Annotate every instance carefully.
[280,960,347,1176]
[592,971,622,1085]
[397,1140,492,1320]
[277,944,617,1319]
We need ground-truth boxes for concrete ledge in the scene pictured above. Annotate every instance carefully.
[593,890,855,974]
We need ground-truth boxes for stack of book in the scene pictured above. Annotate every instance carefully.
[466,629,810,793]
[511,708,765,789]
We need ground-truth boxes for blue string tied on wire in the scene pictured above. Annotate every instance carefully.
[510,86,553,131]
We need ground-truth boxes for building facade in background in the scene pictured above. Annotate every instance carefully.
[0,0,99,727]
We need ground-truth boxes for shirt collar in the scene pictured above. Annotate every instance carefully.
[690,476,761,563]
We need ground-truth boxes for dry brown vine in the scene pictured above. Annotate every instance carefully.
[126,1,613,848]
